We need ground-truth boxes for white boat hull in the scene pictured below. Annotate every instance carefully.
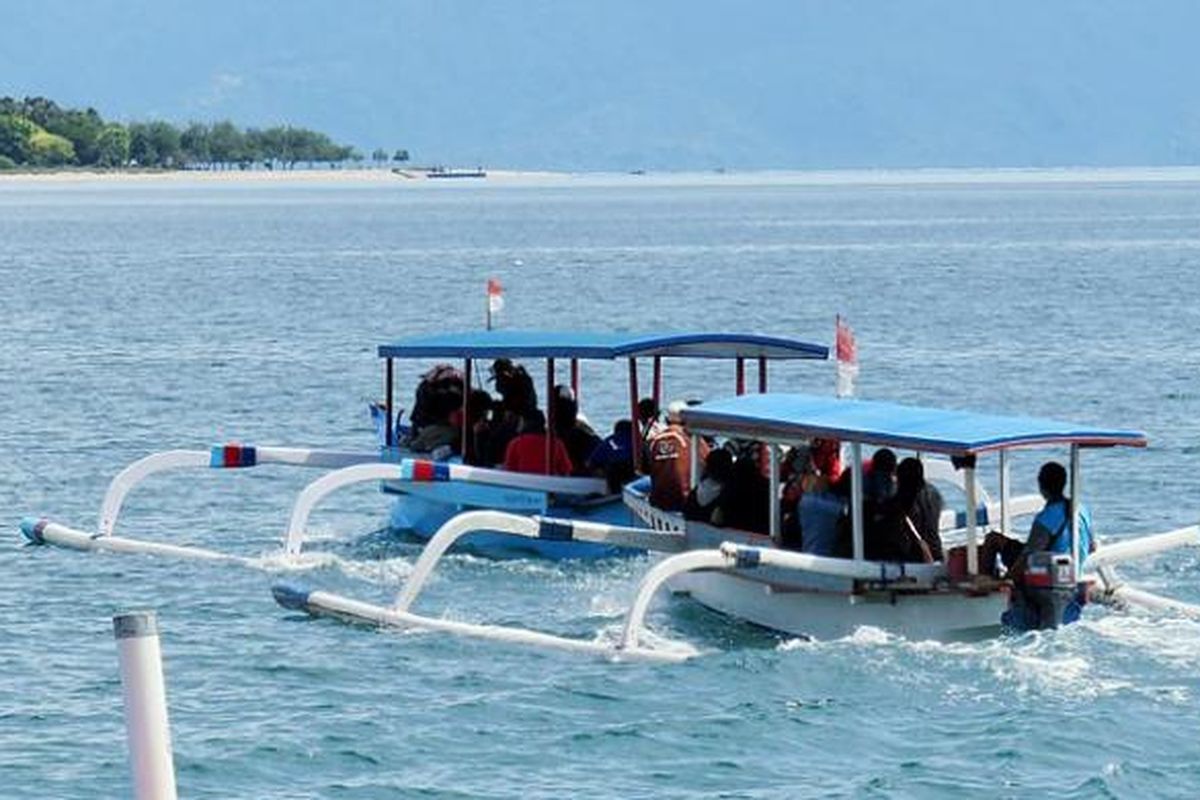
[673,571,1008,642]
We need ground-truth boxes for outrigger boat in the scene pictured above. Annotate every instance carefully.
[374,330,827,558]
[272,393,1200,661]
[20,330,828,564]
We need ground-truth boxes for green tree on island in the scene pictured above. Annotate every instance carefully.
[0,95,380,172]
[95,124,130,167]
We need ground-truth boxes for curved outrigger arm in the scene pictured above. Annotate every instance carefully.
[283,458,609,557]
[97,445,381,538]
[394,510,686,611]
[284,462,406,556]
[1084,524,1200,618]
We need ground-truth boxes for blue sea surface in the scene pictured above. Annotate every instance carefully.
[2,173,1200,798]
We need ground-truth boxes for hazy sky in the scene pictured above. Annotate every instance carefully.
[4,1,1199,170]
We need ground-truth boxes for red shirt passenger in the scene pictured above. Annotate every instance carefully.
[503,410,574,476]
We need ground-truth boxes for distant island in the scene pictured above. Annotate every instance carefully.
[0,95,409,172]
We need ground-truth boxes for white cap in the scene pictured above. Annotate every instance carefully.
[666,400,688,423]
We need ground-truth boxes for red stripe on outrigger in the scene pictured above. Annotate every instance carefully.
[221,444,257,468]
[407,460,450,481]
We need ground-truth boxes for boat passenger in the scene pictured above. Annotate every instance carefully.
[464,389,494,465]
[779,444,814,548]
[721,442,771,534]
[982,461,1094,580]
[647,400,709,511]
[981,461,1094,629]
[408,417,460,454]
[552,385,602,475]
[898,457,944,560]
[865,458,940,562]
[810,437,842,485]
[638,397,665,456]
[798,472,849,557]
[482,359,537,464]
[585,419,636,493]
[683,447,734,525]
[490,358,538,414]
[406,364,464,452]
[863,447,898,502]
[503,409,574,477]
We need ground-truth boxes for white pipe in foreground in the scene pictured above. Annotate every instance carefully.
[114,612,177,800]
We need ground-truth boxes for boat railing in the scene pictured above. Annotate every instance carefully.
[622,483,685,533]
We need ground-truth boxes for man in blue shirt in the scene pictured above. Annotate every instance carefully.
[981,461,1092,629]
[1007,461,1092,582]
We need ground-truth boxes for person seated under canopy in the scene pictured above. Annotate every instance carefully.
[552,385,601,476]
[406,364,463,454]
[647,400,709,511]
[503,409,573,477]
[865,457,941,563]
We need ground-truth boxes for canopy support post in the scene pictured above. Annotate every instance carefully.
[758,357,768,393]
[965,462,979,574]
[462,358,472,463]
[999,450,1010,536]
[570,358,580,403]
[652,356,662,407]
[384,358,395,448]
[689,433,700,491]
[850,442,864,560]
[629,358,641,474]
[768,443,780,543]
[545,358,555,475]
[736,358,745,395]
[1070,444,1081,573]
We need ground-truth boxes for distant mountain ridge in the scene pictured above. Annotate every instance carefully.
[2,0,1198,171]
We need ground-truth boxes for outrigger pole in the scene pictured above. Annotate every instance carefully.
[21,444,383,564]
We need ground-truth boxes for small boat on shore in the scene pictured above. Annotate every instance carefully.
[273,392,1200,660]
[425,166,487,179]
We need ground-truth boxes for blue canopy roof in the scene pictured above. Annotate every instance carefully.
[681,393,1147,455]
[378,331,829,361]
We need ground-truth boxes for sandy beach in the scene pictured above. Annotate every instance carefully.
[0,166,566,185]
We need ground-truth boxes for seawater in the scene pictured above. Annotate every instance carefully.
[2,173,1200,799]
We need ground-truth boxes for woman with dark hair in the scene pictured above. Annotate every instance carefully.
[552,385,601,475]
[866,457,941,563]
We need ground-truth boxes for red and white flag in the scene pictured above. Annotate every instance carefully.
[835,314,858,398]
[486,278,504,328]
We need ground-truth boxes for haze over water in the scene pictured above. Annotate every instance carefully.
[3,172,1200,798]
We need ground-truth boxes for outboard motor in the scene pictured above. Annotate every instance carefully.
[1007,552,1085,630]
